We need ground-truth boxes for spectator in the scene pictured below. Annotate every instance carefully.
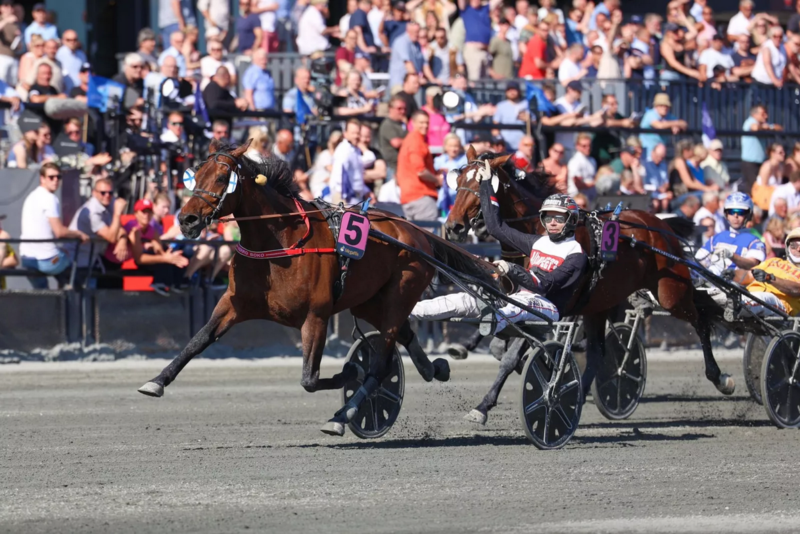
[660,22,703,83]
[36,39,64,92]
[358,123,386,189]
[272,129,295,163]
[639,93,687,158]
[297,0,337,56]
[492,81,527,152]
[160,111,186,144]
[752,26,787,88]
[335,69,375,117]
[203,66,248,128]
[553,81,601,159]
[23,3,58,46]
[786,142,800,176]
[458,0,501,80]
[159,31,189,77]
[770,197,789,224]
[669,140,717,202]
[674,195,700,222]
[758,143,786,187]
[434,132,468,179]
[158,0,195,49]
[198,0,231,47]
[19,163,88,289]
[200,38,236,89]
[408,85,449,150]
[567,133,597,199]
[340,0,357,37]
[517,5,539,54]
[242,48,274,110]
[380,1,410,49]
[379,95,408,181]
[727,0,754,40]
[429,27,462,84]
[444,73,495,145]
[397,110,440,221]
[7,114,41,169]
[310,130,343,199]
[608,146,644,194]
[281,68,317,141]
[488,18,514,80]
[542,142,567,192]
[394,72,420,120]
[557,43,587,86]
[0,214,17,289]
[66,178,128,286]
[254,0,281,53]
[732,34,757,80]
[0,1,20,86]
[351,0,377,52]
[26,63,65,122]
[693,191,725,234]
[513,135,535,172]
[644,143,672,212]
[698,35,733,80]
[353,50,377,94]
[742,104,782,194]
[591,93,634,165]
[389,21,424,91]
[236,0,263,55]
[211,120,230,143]
[330,118,365,204]
[335,29,358,87]
[136,28,159,69]
[789,0,800,39]
[56,30,87,91]
[244,125,269,157]
[519,18,548,79]
[701,139,730,189]
[18,34,45,92]
[125,199,189,296]
[763,216,786,259]
[112,53,145,110]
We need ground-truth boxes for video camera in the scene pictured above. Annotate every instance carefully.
[308,54,335,118]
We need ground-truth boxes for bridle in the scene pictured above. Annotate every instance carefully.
[190,151,241,227]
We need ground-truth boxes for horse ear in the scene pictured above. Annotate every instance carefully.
[466,145,477,162]
[209,138,222,154]
[490,154,513,169]
[230,138,253,158]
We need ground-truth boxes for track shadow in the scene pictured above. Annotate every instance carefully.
[581,418,773,430]
[639,394,756,404]
[572,431,715,446]
[289,435,531,450]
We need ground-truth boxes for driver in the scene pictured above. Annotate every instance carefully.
[695,192,765,276]
[738,228,800,316]
[410,161,587,335]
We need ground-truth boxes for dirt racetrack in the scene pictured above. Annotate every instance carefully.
[1,351,799,534]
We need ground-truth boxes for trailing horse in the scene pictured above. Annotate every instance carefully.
[444,147,733,424]
[137,139,497,436]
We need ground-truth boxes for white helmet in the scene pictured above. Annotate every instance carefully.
[723,192,753,213]
[785,228,800,266]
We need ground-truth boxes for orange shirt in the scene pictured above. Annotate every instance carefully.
[519,34,546,79]
[396,130,438,204]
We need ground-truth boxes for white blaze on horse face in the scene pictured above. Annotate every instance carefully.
[183,168,197,191]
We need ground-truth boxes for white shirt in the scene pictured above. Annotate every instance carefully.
[339,14,351,39]
[752,40,787,85]
[20,186,60,260]
[537,7,564,24]
[200,56,236,89]
[257,0,277,32]
[297,7,329,56]
[557,57,581,85]
[693,206,726,234]
[514,14,528,33]
[330,139,365,204]
[567,151,597,198]
[698,47,734,74]
[368,7,384,46]
[196,0,230,31]
[726,11,752,37]
[769,182,800,216]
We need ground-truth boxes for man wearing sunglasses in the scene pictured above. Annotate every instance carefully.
[695,192,765,282]
[738,228,800,317]
[19,163,88,289]
[411,163,587,337]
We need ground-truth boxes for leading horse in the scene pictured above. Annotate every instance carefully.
[444,147,732,424]
[137,140,497,435]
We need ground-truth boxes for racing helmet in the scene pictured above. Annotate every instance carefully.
[785,227,800,266]
[540,194,579,241]
[723,192,753,217]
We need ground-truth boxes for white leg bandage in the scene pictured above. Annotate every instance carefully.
[410,292,483,321]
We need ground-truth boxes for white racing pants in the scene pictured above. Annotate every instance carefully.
[410,291,560,333]
[742,291,787,317]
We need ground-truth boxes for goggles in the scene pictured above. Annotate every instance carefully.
[542,214,568,224]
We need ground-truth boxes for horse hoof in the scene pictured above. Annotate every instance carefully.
[137,382,164,397]
[464,409,487,425]
[433,358,450,382]
[715,374,735,396]
[320,420,346,437]
[446,344,468,360]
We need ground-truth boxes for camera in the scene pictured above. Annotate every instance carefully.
[308,54,335,118]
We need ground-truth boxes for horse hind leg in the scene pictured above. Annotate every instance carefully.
[465,336,528,425]
[658,277,734,395]
[397,320,450,383]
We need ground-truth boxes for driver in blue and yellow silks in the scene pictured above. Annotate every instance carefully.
[695,192,765,276]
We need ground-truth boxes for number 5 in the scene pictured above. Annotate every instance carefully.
[344,214,364,245]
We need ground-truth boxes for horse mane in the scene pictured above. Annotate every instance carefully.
[213,142,299,198]
[483,151,561,201]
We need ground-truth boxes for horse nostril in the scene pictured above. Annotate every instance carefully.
[181,214,199,227]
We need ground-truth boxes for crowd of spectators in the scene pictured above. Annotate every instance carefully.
[4,0,800,291]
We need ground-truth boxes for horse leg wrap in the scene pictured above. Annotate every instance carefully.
[337,376,380,422]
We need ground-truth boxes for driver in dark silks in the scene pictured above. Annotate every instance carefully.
[411,161,588,335]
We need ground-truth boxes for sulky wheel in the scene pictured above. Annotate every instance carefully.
[743,334,769,405]
[341,331,405,439]
[519,340,583,450]
[592,322,647,420]
[761,331,800,429]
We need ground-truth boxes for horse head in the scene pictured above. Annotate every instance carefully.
[444,145,514,242]
[178,138,252,238]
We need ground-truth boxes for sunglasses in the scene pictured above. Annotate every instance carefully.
[46,174,62,180]
[542,214,567,224]
[96,190,113,196]
[790,241,800,250]
[725,209,748,217]
[66,129,80,135]
[170,121,184,126]
[64,37,77,42]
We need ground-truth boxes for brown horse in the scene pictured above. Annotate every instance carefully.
[137,139,497,436]
[444,147,733,424]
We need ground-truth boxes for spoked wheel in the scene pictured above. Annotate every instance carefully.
[743,334,769,405]
[761,331,800,429]
[519,340,583,450]
[341,331,405,439]
[591,323,647,420]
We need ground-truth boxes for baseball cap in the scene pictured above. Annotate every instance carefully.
[425,85,443,98]
[19,110,42,134]
[134,199,153,212]
[32,2,46,11]
[711,33,723,41]
[506,80,521,91]
[708,139,724,151]
[566,80,583,92]
[491,135,506,146]
[79,62,92,73]
[663,22,680,33]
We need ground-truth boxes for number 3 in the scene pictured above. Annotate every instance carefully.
[604,224,617,249]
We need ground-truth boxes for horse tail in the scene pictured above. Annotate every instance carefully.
[421,231,500,289]
[661,215,695,240]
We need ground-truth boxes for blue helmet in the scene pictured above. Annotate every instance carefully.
[724,192,753,213]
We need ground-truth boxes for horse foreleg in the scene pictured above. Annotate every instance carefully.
[299,314,360,393]
[397,320,450,382]
[465,336,528,425]
[138,294,238,397]
[696,312,735,395]
[581,312,609,399]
